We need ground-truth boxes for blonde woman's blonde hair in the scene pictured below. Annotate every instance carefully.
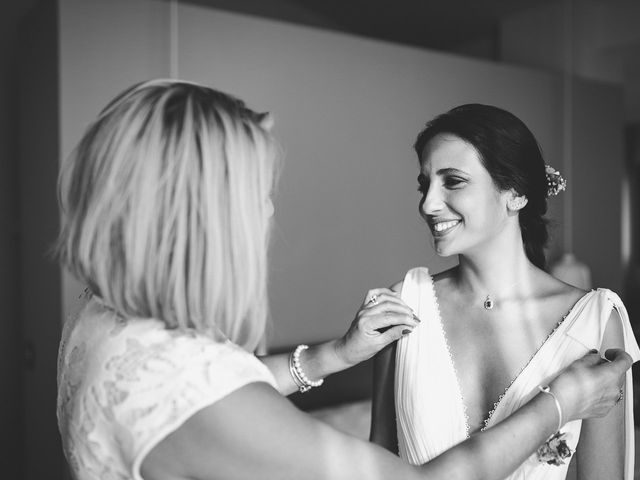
[57,79,279,351]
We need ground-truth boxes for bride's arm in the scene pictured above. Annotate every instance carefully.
[369,342,398,452]
[369,280,403,451]
[575,310,625,480]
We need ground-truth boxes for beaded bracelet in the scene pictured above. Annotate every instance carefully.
[289,344,324,393]
[538,385,563,432]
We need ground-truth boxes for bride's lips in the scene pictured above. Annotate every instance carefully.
[428,219,461,237]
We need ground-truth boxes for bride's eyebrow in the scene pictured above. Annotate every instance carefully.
[436,167,470,177]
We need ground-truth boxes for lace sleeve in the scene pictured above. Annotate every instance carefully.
[104,328,277,479]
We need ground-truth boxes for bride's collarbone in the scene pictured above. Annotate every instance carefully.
[437,286,579,336]
[439,297,565,366]
[433,269,585,328]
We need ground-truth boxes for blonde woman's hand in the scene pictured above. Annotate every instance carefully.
[334,288,420,367]
[550,348,633,423]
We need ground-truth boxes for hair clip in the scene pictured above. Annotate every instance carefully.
[545,165,566,197]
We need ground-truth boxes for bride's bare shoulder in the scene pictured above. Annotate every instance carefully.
[537,269,588,304]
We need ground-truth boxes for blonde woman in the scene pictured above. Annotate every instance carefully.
[56,80,631,480]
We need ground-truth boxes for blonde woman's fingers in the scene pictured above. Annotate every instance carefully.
[363,288,400,307]
[603,348,633,375]
[366,311,420,332]
[363,292,415,314]
[372,293,410,309]
[378,324,414,345]
[363,301,417,322]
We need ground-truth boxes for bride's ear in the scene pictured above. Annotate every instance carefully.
[507,190,528,212]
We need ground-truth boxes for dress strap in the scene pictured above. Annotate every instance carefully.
[565,288,639,480]
[565,289,640,360]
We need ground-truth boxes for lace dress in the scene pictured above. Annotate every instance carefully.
[57,298,277,480]
[395,267,640,480]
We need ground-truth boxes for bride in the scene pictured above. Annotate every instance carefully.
[370,104,640,479]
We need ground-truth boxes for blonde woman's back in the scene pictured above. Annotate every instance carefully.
[57,295,277,480]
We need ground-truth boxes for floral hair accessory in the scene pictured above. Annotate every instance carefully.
[536,431,573,466]
[545,165,566,197]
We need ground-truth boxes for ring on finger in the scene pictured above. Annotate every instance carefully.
[616,388,624,404]
[368,294,379,306]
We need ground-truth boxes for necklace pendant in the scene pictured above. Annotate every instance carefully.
[484,295,494,310]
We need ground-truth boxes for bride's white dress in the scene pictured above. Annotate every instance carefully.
[395,267,640,480]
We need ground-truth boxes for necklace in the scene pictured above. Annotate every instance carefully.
[483,295,495,310]
[482,279,524,310]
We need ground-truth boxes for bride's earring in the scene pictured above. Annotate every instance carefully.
[508,196,528,211]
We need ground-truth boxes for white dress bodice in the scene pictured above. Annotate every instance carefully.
[395,267,640,480]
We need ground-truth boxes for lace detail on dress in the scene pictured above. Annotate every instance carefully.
[428,277,471,437]
[57,299,278,480]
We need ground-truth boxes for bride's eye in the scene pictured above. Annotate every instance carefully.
[444,176,465,189]
[417,174,429,194]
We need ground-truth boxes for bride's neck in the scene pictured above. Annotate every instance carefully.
[456,234,534,296]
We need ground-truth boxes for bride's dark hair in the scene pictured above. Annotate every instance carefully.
[414,103,549,270]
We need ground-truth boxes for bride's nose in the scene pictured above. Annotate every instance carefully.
[421,185,445,215]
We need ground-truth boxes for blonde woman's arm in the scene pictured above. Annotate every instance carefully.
[141,350,631,480]
[260,288,418,395]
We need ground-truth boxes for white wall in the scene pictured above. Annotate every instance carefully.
[58,0,574,349]
[177,5,569,347]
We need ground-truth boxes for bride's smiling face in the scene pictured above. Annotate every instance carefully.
[418,133,510,257]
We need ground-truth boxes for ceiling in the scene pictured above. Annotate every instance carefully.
[286,0,561,51]
[186,0,561,58]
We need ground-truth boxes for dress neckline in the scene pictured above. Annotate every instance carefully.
[428,278,595,437]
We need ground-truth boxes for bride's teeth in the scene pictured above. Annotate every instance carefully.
[434,220,459,232]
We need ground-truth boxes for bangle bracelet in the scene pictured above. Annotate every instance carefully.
[538,385,564,432]
[289,344,324,393]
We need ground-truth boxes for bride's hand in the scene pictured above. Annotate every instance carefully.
[334,288,420,367]
[550,348,633,423]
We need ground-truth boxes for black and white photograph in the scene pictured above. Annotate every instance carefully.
[2,1,640,479]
